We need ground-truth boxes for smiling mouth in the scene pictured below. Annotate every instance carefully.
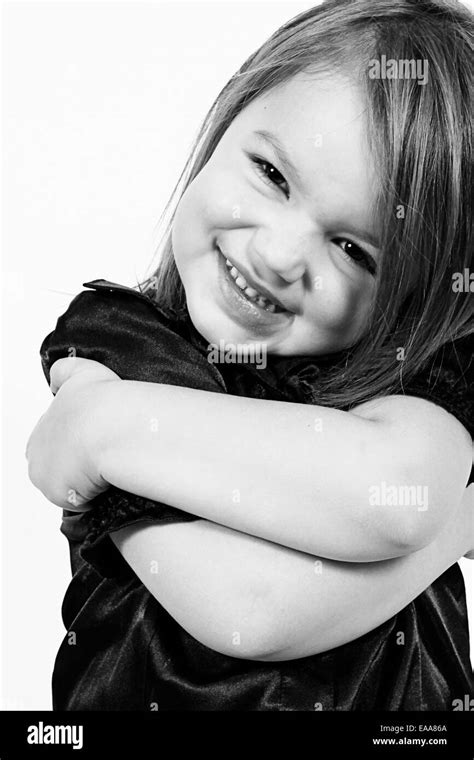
[225,259,285,313]
[219,253,288,314]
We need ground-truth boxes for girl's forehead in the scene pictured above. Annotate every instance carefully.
[236,72,373,177]
[258,70,356,110]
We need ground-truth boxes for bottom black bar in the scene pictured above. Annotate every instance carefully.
[0,710,473,758]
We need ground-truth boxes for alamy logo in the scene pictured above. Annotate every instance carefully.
[369,481,428,511]
[27,721,83,750]
[452,695,474,711]
[452,268,473,292]
[368,55,428,85]
[207,340,267,369]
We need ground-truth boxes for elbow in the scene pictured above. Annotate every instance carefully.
[390,486,461,554]
[372,463,459,557]
[383,512,436,556]
[361,398,473,558]
[376,400,473,556]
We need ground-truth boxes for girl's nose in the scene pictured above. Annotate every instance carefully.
[250,232,309,285]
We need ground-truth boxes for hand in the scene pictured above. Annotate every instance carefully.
[26,357,120,511]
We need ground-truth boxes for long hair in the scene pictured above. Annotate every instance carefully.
[136,0,473,408]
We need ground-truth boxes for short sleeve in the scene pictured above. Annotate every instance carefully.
[400,333,473,484]
[40,280,227,577]
[79,491,200,578]
[40,280,226,392]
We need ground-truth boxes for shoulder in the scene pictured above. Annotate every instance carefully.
[41,279,176,346]
[39,278,226,392]
[80,278,180,321]
[40,278,172,378]
[352,333,474,493]
[406,333,473,388]
[399,333,474,439]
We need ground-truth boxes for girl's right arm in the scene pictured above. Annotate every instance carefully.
[111,483,474,660]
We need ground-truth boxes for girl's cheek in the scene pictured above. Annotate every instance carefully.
[309,269,371,341]
[172,182,201,262]
[198,165,253,231]
[172,173,220,270]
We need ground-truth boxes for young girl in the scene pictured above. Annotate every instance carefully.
[27,0,473,710]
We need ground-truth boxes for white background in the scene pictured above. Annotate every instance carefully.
[2,0,473,709]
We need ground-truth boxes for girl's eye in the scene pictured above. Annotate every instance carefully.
[250,155,289,198]
[333,238,377,276]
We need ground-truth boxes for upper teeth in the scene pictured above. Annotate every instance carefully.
[225,259,279,313]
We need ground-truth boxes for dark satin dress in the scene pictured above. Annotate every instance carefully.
[39,279,474,711]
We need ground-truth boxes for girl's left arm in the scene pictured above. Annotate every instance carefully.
[108,482,474,660]
[92,379,472,561]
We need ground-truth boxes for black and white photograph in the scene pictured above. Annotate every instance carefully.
[2,0,474,753]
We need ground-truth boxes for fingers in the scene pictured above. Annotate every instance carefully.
[49,356,119,394]
[49,356,100,394]
[63,500,93,513]
[27,457,93,511]
[49,357,81,394]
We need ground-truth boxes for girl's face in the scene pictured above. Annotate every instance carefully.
[172,71,382,355]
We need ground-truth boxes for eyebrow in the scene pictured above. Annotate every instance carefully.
[252,128,381,251]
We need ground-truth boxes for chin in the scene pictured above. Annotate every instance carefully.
[185,299,227,345]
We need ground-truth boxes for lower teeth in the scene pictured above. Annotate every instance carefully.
[241,288,274,311]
